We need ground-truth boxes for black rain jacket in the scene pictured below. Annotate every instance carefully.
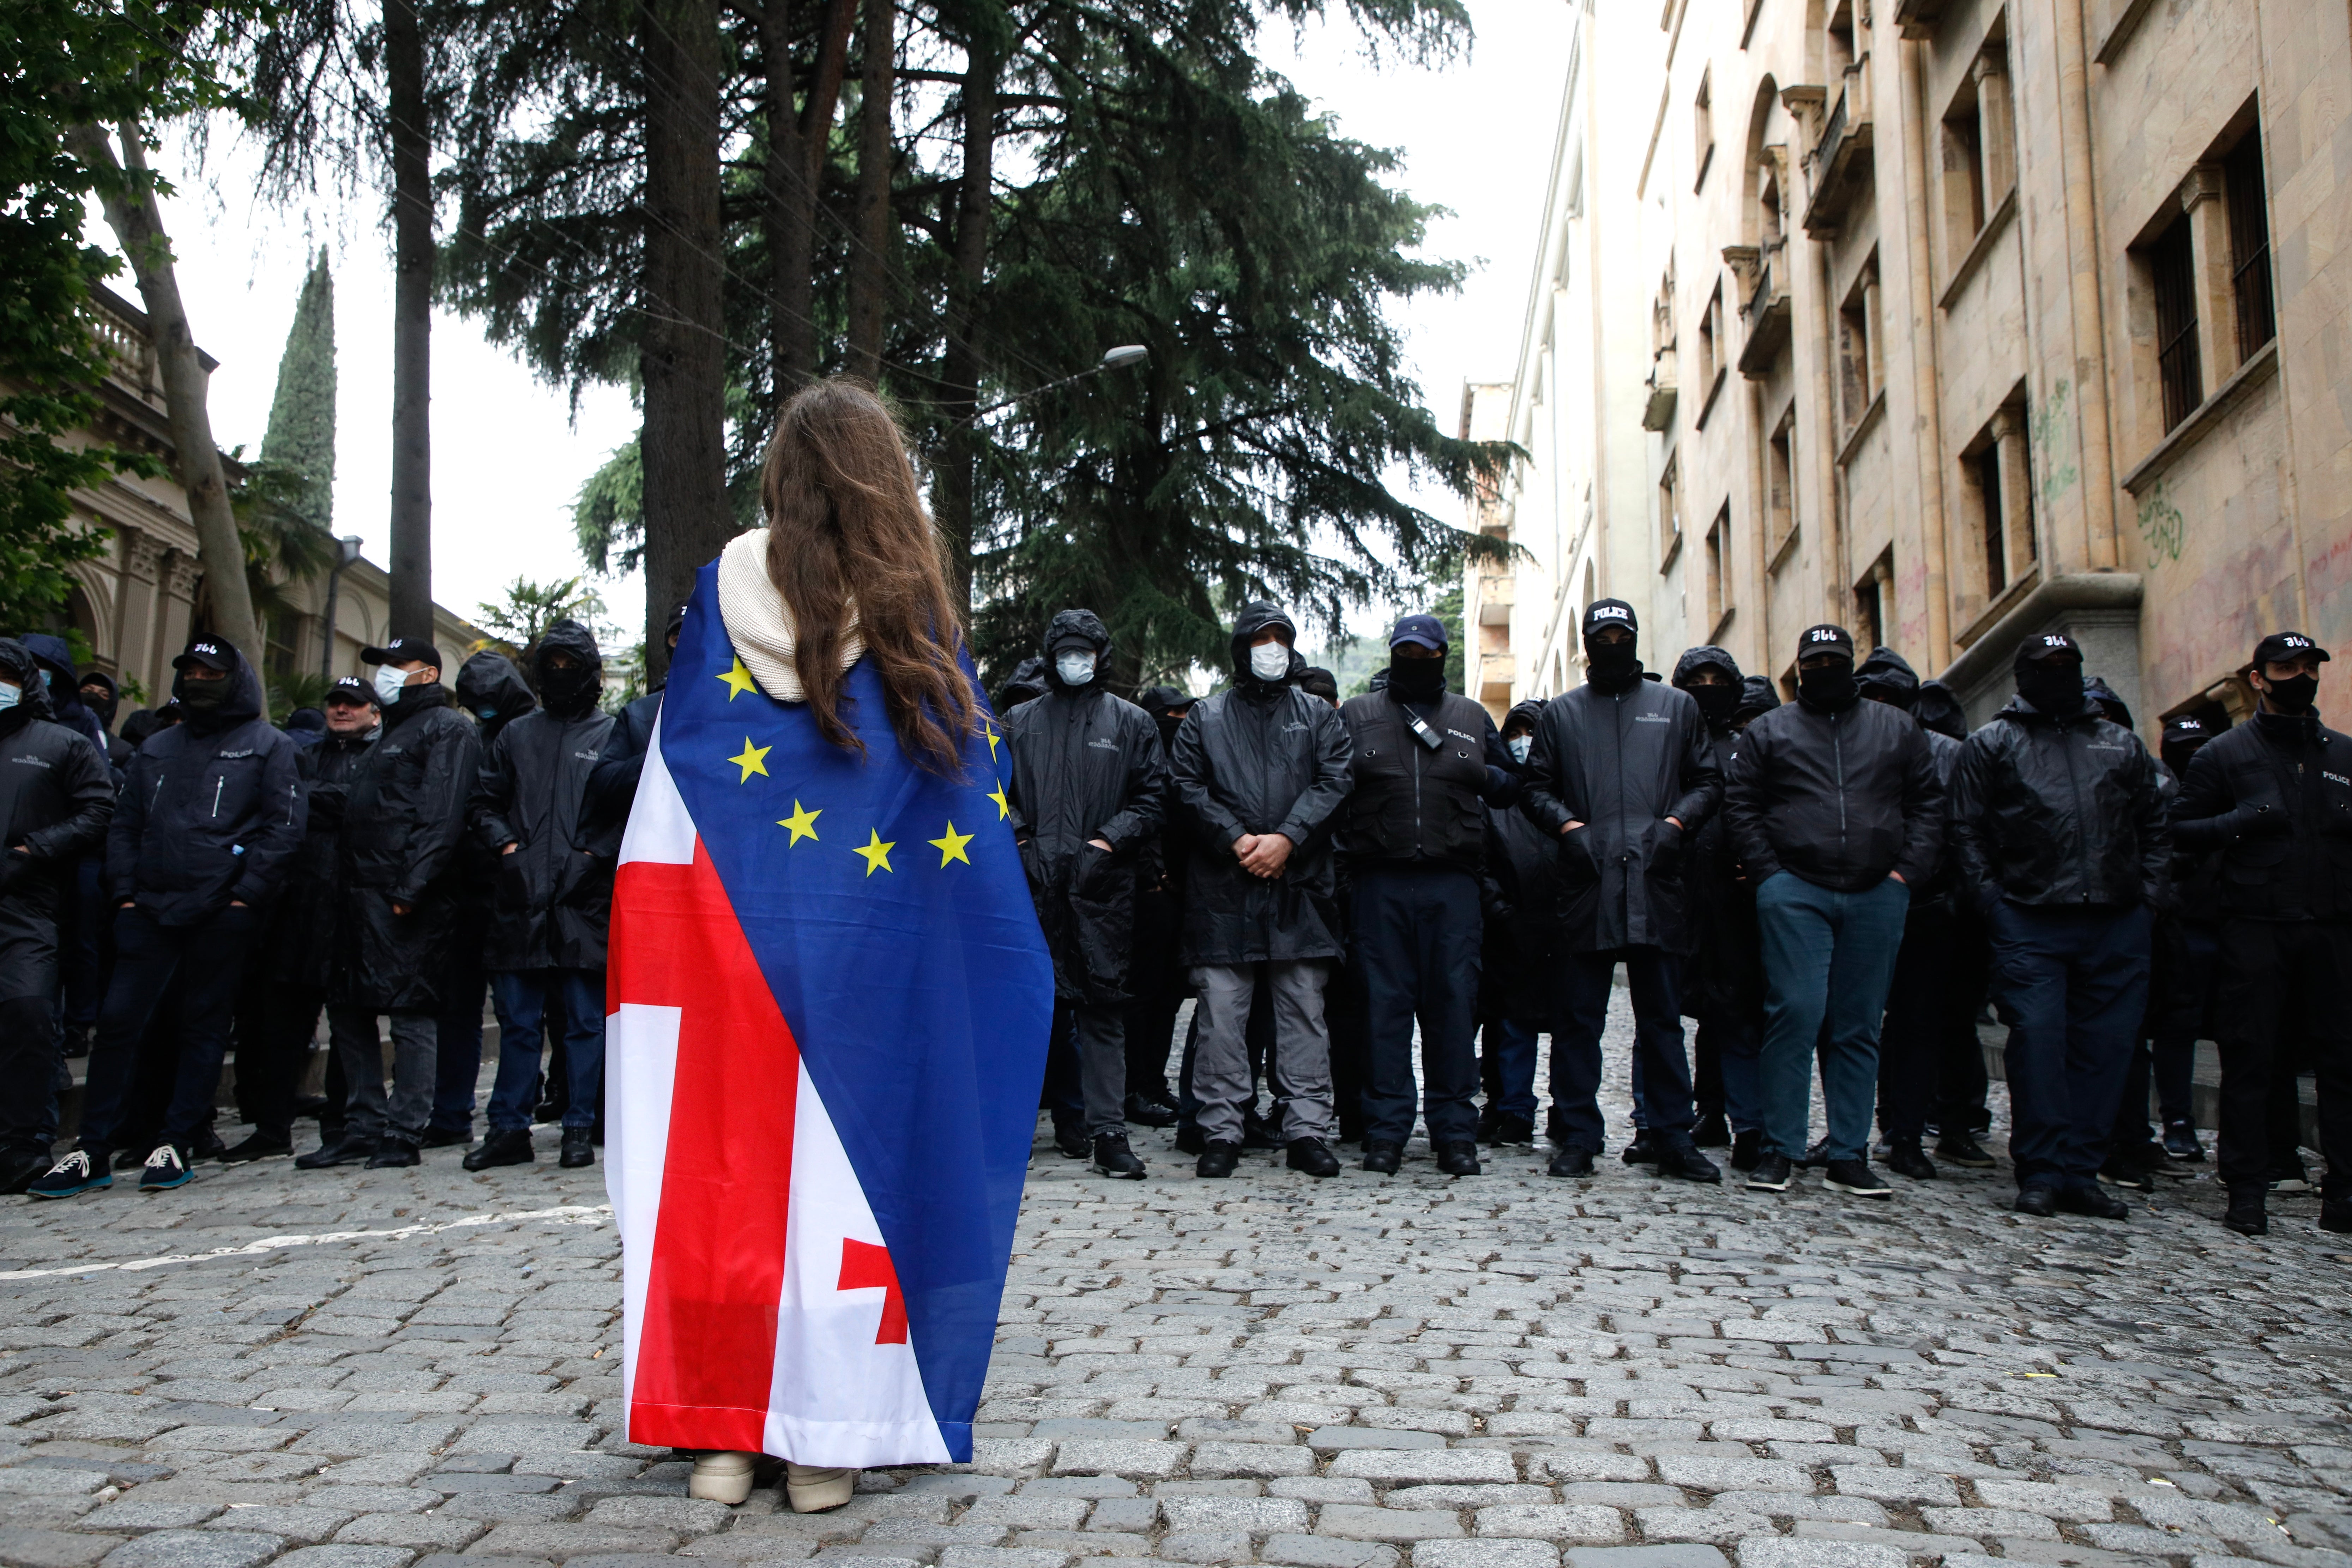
[2172,707,2352,922]
[1169,602,1353,966]
[455,651,538,747]
[108,647,304,926]
[1725,691,1943,893]
[1854,647,1967,900]
[334,681,481,1010]
[1520,672,1721,954]
[262,724,376,990]
[1480,700,1562,1020]
[0,640,114,1000]
[471,621,617,971]
[1948,694,2170,914]
[1003,608,1170,1003]
[1670,649,1762,1016]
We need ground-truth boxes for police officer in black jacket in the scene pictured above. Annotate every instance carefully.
[2173,631,2352,1237]
[1341,614,1520,1177]
[1003,609,1170,1180]
[2145,713,2221,1164]
[299,638,483,1171]
[468,620,617,1171]
[0,639,114,1194]
[1948,631,2170,1220]
[227,677,379,1163]
[1668,648,1765,1166]
[1476,699,1561,1148]
[35,637,304,1199]
[1521,600,1723,1184]
[1124,686,1195,1129]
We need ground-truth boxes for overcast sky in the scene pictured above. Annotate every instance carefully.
[113,0,1572,653]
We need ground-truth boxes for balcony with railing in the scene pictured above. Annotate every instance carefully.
[1802,62,1874,235]
[1736,241,1792,377]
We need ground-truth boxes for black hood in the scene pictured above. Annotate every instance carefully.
[533,617,606,717]
[0,638,56,725]
[1733,674,1782,724]
[1914,680,1967,740]
[1042,608,1112,693]
[1229,600,1299,695]
[457,650,539,722]
[170,643,266,733]
[1138,685,1190,720]
[2084,675,2132,731]
[1855,645,1920,708]
[22,632,96,732]
[1503,698,1545,750]
[77,668,120,727]
[1671,645,1743,686]
[284,707,327,735]
[995,656,1049,712]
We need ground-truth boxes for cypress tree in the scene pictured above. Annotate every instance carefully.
[260,250,338,532]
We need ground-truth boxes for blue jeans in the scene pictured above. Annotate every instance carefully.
[1549,947,1693,1151]
[1480,1020,1540,1122]
[488,969,607,1132]
[1986,901,2152,1192]
[1755,873,1910,1162]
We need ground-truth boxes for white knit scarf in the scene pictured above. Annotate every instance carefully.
[715,528,864,702]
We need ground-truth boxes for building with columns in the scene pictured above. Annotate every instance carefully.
[32,285,478,711]
[1467,0,2352,736]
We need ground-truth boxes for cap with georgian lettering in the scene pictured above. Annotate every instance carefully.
[2014,630,2082,668]
[361,636,444,670]
[171,637,236,673]
[325,675,380,707]
[1795,624,1856,662]
[2250,631,2330,668]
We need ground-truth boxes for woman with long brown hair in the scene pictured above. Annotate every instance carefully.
[604,381,1052,1512]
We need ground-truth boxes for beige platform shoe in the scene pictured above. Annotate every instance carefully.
[785,1463,857,1512]
[687,1450,757,1505]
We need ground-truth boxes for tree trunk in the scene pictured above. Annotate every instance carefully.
[765,0,857,396]
[640,0,730,683]
[386,0,435,642]
[844,0,895,383]
[935,35,997,607]
[67,122,265,669]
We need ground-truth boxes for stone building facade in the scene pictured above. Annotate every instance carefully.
[1467,0,2352,736]
[25,285,478,710]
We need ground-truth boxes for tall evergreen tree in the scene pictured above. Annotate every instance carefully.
[260,250,338,531]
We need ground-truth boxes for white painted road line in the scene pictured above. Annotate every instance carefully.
[0,1203,613,1282]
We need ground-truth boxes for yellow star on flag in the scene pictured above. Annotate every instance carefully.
[718,656,758,700]
[930,821,975,867]
[986,783,1011,821]
[729,737,771,782]
[854,829,896,876]
[777,800,821,844]
[985,723,1001,760]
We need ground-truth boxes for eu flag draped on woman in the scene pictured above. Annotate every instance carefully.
[605,381,1053,1513]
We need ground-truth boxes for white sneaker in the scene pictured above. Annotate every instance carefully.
[688,1450,756,1505]
[785,1463,856,1513]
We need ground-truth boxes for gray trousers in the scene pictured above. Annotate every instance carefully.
[327,1006,436,1145]
[1189,960,1335,1144]
[1069,1002,1130,1137]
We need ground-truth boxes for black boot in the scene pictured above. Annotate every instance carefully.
[366,1138,421,1169]
[2057,1181,2129,1220]
[2223,1188,2268,1235]
[1091,1132,1147,1179]
[1729,1129,1763,1171]
[1435,1141,1481,1176]
[1174,1122,1207,1155]
[1123,1092,1178,1129]
[295,1134,374,1170]
[1654,1139,1721,1184]
[560,1127,595,1168]
[1621,1130,1657,1165]
[1052,1117,1087,1160]
[420,1125,472,1150]
[2320,1200,2352,1235]
[1361,1139,1402,1175]
[1936,1129,1996,1168]
[1489,1115,1534,1147]
[1548,1145,1595,1178]
[463,1128,535,1171]
[0,1147,54,1195]
[1881,1138,1936,1181]
[1286,1138,1339,1178]
[219,1133,293,1165]
[1691,1112,1730,1148]
[1195,1141,1240,1178]
[1240,1108,1283,1150]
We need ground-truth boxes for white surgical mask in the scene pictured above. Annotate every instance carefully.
[1055,651,1097,687]
[0,682,18,712]
[1248,643,1290,682]
[1508,735,1532,764]
[373,665,411,706]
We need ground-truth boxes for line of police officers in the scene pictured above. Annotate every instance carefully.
[997,602,2349,1238]
[0,610,682,1200]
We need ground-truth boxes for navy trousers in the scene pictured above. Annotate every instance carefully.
[1355,865,1483,1146]
[1986,901,2152,1193]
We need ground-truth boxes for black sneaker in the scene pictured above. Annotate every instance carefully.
[2057,1182,2129,1220]
[2096,1156,2153,1192]
[2014,1186,2058,1217]
[1435,1141,1481,1176]
[1621,1130,1657,1165]
[1746,1153,1794,1192]
[1489,1115,1534,1147]
[2161,1119,2206,1162]
[1124,1093,1179,1129]
[25,1150,110,1200]
[1824,1158,1891,1198]
[1051,1119,1087,1160]
[1195,1141,1240,1178]
[1654,1141,1722,1184]
[367,1139,422,1169]
[559,1128,595,1168]
[138,1144,193,1192]
[218,1133,293,1165]
[2224,1188,2268,1235]
[1091,1131,1147,1180]
[2320,1200,2352,1235]
[296,1135,374,1170]
[0,1147,55,1195]
[1548,1145,1596,1178]
[1361,1140,1403,1175]
[1691,1112,1731,1149]
[191,1124,228,1163]
[1800,1138,1830,1169]
[1936,1130,1996,1169]
[1729,1129,1763,1172]
[462,1128,535,1170]
[1286,1138,1340,1178]
[1881,1139,1936,1181]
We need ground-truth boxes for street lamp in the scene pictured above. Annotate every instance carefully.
[319,533,365,682]
[954,344,1150,429]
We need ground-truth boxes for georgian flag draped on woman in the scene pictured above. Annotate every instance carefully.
[605,560,1051,1466]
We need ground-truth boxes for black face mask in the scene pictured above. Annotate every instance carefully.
[1586,639,1641,690]
[1685,682,1739,725]
[2264,674,2319,714]
[2016,661,2086,717]
[1797,663,1859,711]
[179,682,228,712]
[2161,741,2206,777]
[538,663,601,714]
[80,688,117,725]
[1156,715,1186,750]
[1388,658,1445,700]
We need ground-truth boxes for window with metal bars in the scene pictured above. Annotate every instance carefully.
[2149,217,2201,432]
[2225,135,2276,361]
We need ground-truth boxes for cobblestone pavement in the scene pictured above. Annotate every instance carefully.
[4,994,2351,1568]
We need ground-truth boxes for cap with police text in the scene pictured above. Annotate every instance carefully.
[171,637,236,673]
[325,675,380,707]
[1796,624,1855,662]
[1390,613,1448,651]
[2014,630,2081,668]
[2251,631,2330,669]
[361,636,444,670]
[1582,599,1638,638]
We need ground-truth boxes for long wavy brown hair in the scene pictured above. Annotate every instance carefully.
[760,379,978,776]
